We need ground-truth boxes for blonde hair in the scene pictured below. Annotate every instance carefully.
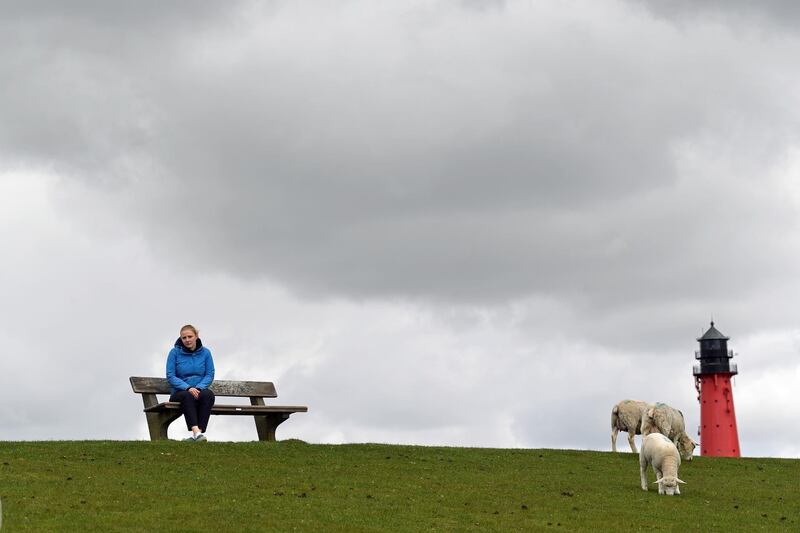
[180,324,199,336]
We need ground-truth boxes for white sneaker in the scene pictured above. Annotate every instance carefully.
[194,433,207,442]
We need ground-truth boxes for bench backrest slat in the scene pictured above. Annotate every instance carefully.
[130,376,277,397]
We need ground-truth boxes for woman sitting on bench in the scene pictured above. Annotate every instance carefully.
[166,324,216,442]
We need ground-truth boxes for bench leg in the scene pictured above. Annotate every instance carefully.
[253,414,290,442]
[145,411,182,441]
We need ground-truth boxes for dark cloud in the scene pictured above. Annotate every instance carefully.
[3,2,799,350]
[630,0,800,30]
[2,0,237,27]
[6,3,796,314]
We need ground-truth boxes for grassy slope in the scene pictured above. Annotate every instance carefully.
[0,441,797,532]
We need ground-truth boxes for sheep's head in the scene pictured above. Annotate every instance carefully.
[678,435,697,461]
[654,476,686,496]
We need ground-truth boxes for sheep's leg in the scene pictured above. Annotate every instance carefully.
[641,416,653,436]
[612,428,619,452]
[639,457,648,491]
[655,468,664,494]
[672,434,683,453]
[676,438,687,460]
[627,432,637,453]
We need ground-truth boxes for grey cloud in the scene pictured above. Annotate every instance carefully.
[2,0,237,27]
[0,3,243,173]
[630,0,800,29]
[3,0,800,355]
[460,0,506,12]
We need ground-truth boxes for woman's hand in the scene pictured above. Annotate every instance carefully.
[188,387,200,399]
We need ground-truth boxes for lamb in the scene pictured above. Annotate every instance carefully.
[611,399,649,453]
[640,402,697,461]
[639,432,686,495]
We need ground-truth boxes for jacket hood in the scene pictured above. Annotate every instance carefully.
[174,336,204,353]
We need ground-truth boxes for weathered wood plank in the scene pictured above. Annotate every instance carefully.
[143,402,307,415]
[130,377,278,397]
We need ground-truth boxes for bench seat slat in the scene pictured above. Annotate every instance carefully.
[144,402,308,415]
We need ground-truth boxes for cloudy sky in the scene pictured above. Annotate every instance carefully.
[2,0,799,457]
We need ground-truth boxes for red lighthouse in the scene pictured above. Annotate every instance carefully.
[693,322,741,457]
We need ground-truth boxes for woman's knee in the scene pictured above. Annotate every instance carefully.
[170,390,192,402]
[199,389,215,401]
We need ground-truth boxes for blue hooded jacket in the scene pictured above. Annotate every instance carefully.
[166,337,215,394]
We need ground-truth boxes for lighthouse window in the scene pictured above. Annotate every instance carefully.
[705,340,720,350]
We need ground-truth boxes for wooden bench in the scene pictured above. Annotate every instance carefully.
[130,377,308,441]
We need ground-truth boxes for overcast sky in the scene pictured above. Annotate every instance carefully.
[1,0,799,458]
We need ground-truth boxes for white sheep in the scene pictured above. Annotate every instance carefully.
[641,402,697,461]
[611,399,649,453]
[639,432,686,495]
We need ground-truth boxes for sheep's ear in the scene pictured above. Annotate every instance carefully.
[652,479,662,485]
[677,478,687,484]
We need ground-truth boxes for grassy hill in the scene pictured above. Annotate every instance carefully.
[1,440,797,532]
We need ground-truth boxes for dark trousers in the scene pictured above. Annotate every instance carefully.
[170,389,215,432]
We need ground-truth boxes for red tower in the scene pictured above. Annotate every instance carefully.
[693,322,741,457]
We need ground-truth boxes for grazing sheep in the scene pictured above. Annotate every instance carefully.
[639,432,686,495]
[611,400,649,453]
[641,402,697,461]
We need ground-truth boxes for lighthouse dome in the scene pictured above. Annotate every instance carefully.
[697,321,730,342]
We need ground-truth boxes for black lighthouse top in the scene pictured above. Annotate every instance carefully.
[693,321,737,376]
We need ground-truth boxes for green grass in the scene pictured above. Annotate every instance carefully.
[1,440,797,532]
